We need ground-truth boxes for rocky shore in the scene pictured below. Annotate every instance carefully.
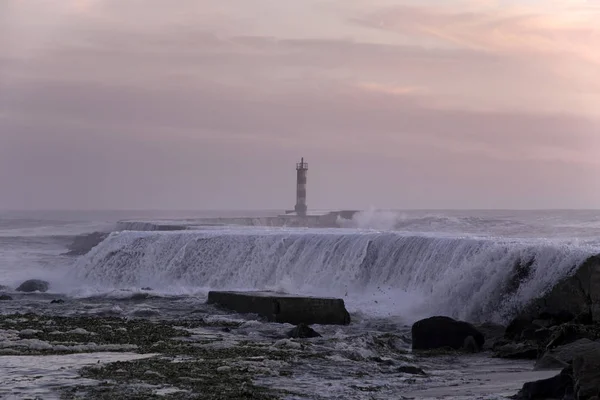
[0,312,293,399]
[2,254,600,399]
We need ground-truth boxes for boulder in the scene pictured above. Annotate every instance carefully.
[463,336,481,353]
[544,324,600,350]
[520,255,600,323]
[411,316,484,351]
[0,295,13,301]
[536,339,600,370]
[573,348,600,399]
[506,317,535,341]
[494,342,538,360]
[513,366,573,400]
[50,299,65,304]
[287,323,322,339]
[16,279,49,293]
[535,354,570,371]
[476,322,506,351]
[397,366,426,375]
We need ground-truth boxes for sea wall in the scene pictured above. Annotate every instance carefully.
[200,211,359,228]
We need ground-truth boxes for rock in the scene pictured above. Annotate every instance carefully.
[287,323,322,339]
[16,279,49,293]
[141,287,153,291]
[535,354,570,370]
[476,322,506,351]
[0,285,11,291]
[536,339,600,370]
[520,255,600,323]
[0,295,13,301]
[532,318,554,328]
[534,328,552,343]
[207,291,351,325]
[513,366,573,400]
[505,317,534,341]
[545,324,600,350]
[573,348,600,399]
[64,232,109,256]
[50,299,65,304]
[397,366,426,375]
[521,326,541,341]
[463,336,481,353]
[495,343,538,360]
[411,316,484,351]
[575,312,594,325]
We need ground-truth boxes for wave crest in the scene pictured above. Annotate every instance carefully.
[72,230,598,323]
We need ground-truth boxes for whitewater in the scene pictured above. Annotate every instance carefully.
[2,209,600,323]
[2,209,600,399]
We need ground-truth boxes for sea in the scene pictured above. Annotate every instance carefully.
[1,209,600,399]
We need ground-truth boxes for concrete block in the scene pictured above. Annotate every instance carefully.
[207,291,351,325]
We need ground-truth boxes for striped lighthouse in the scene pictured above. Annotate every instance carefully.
[295,157,308,216]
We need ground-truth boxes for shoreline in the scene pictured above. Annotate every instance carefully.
[0,310,559,399]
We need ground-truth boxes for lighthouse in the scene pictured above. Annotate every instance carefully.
[295,157,308,216]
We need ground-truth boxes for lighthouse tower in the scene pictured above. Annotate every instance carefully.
[295,157,308,216]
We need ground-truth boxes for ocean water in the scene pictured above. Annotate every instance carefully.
[1,209,599,398]
[1,209,600,322]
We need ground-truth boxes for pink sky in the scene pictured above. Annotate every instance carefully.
[1,0,599,209]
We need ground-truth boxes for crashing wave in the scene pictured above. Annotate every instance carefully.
[72,229,599,323]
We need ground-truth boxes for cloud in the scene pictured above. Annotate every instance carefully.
[1,0,600,209]
[353,3,600,63]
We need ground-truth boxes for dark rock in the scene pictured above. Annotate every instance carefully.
[545,324,600,350]
[531,319,553,329]
[476,322,506,351]
[521,326,541,341]
[505,258,534,296]
[50,299,65,304]
[207,291,351,325]
[495,343,538,360]
[553,310,576,324]
[575,312,594,325]
[534,328,552,343]
[222,327,231,333]
[16,279,49,293]
[519,255,600,323]
[536,339,600,370]
[411,316,484,351]
[573,349,600,400]
[287,323,322,339]
[397,366,426,375]
[463,336,481,353]
[141,287,153,291]
[534,354,570,370]
[64,232,109,256]
[0,295,13,301]
[370,357,395,366]
[0,285,11,291]
[513,366,573,399]
[506,317,533,341]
